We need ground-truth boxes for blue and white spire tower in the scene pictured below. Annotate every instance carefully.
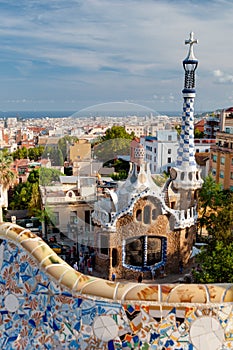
[170,32,203,190]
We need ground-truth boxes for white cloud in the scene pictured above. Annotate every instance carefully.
[213,70,233,84]
[0,0,233,110]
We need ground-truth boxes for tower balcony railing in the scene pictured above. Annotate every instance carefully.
[173,206,198,229]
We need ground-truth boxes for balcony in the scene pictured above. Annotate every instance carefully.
[44,195,96,204]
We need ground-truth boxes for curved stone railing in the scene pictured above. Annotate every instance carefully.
[0,222,232,349]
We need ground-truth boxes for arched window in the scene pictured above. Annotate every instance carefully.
[136,209,142,221]
[143,205,151,224]
[136,202,161,225]
[152,208,157,220]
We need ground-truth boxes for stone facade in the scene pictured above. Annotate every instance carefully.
[94,193,196,280]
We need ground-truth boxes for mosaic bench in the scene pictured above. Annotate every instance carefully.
[0,222,232,350]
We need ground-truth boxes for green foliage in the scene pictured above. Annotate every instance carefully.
[0,151,16,189]
[27,169,40,184]
[94,126,134,163]
[8,167,64,211]
[28,183,41,216]
[12,146,45,161]
[197,175,223,235]
[9,182,32,210]
[198,176,233,241]
[39,167,64,186]
[194,129,204,138]
[103,126,134,141]
[12,147,27,160]
[175,124,181,136]
[205,200,233,243]
[195,175,233,283]
[33,205,56,225]
[195,241,233,283]
[114,159,130,173]
[44,145,64,166]
[28,146,45,161]
[199,175,223,209]
[111,170,128,180]
[152,174,167,187]
[103,157,130,180]
[58,135,78,161]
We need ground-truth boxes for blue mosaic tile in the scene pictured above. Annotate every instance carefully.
[0,238,232,349]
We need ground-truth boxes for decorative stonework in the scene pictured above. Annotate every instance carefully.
[0,223,233,349]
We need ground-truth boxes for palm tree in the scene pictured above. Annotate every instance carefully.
[0,151,16,222]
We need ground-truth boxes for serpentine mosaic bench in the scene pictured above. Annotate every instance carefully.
[0,222,232,350]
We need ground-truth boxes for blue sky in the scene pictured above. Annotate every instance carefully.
[0,0,233,113]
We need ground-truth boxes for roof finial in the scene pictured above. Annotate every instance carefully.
[185,31,198,61]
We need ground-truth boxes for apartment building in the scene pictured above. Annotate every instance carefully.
[140,130,179,174]
[204,115,220,138]
[125,124,146,138]
[40,175,97,246]
[209,107,233,190]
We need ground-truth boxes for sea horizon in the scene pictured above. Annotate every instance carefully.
[0,109,206,119]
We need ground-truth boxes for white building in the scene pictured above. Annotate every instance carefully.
[140,130,179,174]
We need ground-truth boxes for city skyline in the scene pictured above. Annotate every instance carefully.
[0,0,233,113]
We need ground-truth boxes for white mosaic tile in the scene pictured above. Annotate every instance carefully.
[93,315,119,342]
[190,316,224,350]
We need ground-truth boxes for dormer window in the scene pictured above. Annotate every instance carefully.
[136,209,142,221]
[143,205,151,224]
[135,202,161,224]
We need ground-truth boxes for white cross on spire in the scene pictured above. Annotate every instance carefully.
[185,31,198,61]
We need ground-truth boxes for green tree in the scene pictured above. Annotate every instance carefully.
[194,129,204,138]
[197,175,223,236]
[28,183,41,216]
[94,126,134,163]
[12,147,27,160]
[39,167,64,186]
[44,146,64,166]
[8,168,64,211]
[58,135,78,161]
[28,146,45,161]
[194,241,233,283]
[103,126,134,141]
[12,146,45,161]
[194,177,233,283]
[9,182,32,210]
[111,170,128,180]
[28,169,40,183]
[0,151,16,221]
[204,199,233,243]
